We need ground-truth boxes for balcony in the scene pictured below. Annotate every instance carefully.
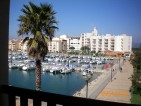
[110,41,114,44]
[104,45,108,48]
[1,85,137,106]
[111,45,114,47]
[104,39,108,41]
[110,47,114,50]
[92,48,96,50]
[92,42,96,44]
[98,43,102,46]
[121,41,123,45]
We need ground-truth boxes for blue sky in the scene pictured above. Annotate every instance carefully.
[10,0,141,47]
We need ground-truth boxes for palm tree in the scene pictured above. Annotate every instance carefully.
[17,2,58,91]
[80,46,90,54]
[69,46,75,53]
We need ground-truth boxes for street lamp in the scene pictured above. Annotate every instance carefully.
[119,57,123,71]
[83,73,92,98]
[109,62,114,82]
[119,57,120,69]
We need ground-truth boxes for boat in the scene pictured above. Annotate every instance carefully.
[60,66,71,74]
[50,65,61,74]
[22,64,35,71]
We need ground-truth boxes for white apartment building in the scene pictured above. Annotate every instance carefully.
[60,35,80,51]
[9,27,132,54]
[80,27,132,53]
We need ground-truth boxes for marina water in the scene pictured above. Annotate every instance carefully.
[9,68,101,96]
[8,53,115,96]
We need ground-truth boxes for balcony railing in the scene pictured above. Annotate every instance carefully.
[1,85,137,106]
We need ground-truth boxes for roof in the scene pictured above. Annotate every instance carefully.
[68,36,80,39]
[49,40,67,42]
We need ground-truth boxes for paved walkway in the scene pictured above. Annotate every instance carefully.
[94,60,133,103]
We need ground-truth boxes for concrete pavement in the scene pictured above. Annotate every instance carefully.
[95,60,133,103]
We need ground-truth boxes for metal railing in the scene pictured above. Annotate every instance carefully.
[1,85,136,106]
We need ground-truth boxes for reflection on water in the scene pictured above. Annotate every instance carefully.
[9,68,101,96]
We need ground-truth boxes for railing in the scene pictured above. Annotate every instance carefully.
[1,85,137,106]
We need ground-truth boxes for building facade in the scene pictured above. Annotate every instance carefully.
[9,39,22,51]
[8,27,132,54]
[48,37,67,53]
[80,27,132,53]
[9,38,67,53]
[60,35,80,51]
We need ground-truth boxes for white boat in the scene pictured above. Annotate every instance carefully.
[50,65,61,74]
[9,62,19,69]
[22,63,35,71]
[80,64,90,71]
[54,58,60,62]
[17,61,25,69]
[96,60,102,65]
[48,58,54,62]
[60,66,71,74]
[42,62,50,72]
[82,71,87,76]
[22,65,28,70]
[9,63,12,69]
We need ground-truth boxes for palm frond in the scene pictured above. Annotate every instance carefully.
[22,37,29,44]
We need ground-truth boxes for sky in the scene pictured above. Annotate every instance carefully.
[9,0,141,47]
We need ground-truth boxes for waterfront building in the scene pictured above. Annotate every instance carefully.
[8,27,132,54]
[60,35,81,51]
[80,27,132,53]
[8,39,28,52]
[9,39,22,52]
[9,38,67,53]
[48,37,67,53]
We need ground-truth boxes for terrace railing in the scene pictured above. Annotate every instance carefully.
[1,85,137,106]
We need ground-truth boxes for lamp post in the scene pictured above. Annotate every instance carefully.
[83,73,92,98]
[109,62,114,82]
[119,57,120,69]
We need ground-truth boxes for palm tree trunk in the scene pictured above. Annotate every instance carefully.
[35,59,41,91]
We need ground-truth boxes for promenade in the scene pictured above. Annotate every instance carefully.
[73,59,122,98]
[95,60,133,103]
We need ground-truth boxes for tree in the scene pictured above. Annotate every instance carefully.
[90,50,96,56]
[17,2,58,91]
[131,51,141,95]
[69,46,75,52]
[80,46,90,54]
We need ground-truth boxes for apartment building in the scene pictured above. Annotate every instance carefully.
[9,39,22,51]
[80,27,132,53]
[48,37,67,53]
[9,38,67,53]
[8,27,132,54]
[60,35,80,51]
